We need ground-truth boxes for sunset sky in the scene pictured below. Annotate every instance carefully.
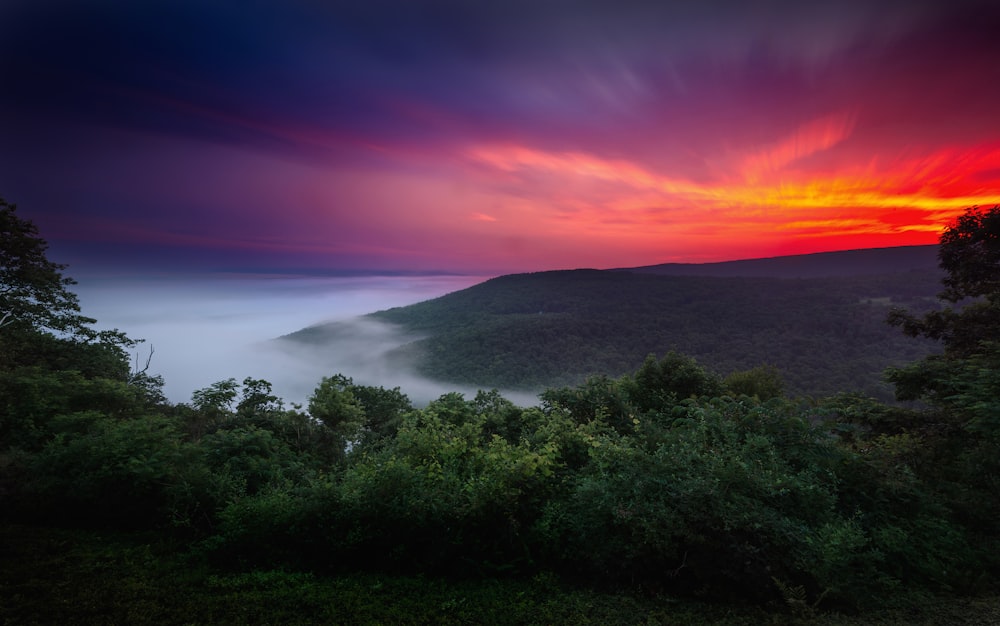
[2,0,999,276]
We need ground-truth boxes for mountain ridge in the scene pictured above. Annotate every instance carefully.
[282,246,945,400]
[615,244,938,278]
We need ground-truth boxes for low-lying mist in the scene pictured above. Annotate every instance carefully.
[74,274,538,407]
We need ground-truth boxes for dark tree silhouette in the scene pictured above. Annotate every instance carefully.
[888,205,1000,358]
[0,196,91,335]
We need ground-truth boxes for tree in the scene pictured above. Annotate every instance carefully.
[350,382,412,444]
[626,352,723,413]
[938,205,1000,302]
[192,378,239,416]
[0,197,137,382]
[0,197,93,336]
[883,206,1000,545]
[724,364,784,401]
[237,377,284,419]
[885,205,1000,428]
[888,205,1000,359]
[308,374,365,456]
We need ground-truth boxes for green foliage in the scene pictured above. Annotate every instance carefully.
[539,398,854,600]
[200,426,310,498]
[351,382,413,444]
[938,205,1000,302]
[879,207,1000,570]
[237,377,284,418]
[308,374,365,452]
[2,327,131,379]
[0,366,157,451]
[626,352,724,411]
[0,197,91,336]
[0,198,136,375]
[27,415,191,528]
[191,378,239,418]
[949,343,1000,436]
[540,374,632,430]
[326,394,567,575]
[184,377,338,464]
[888,206,1000,361]
[725,364,785,400]
[23,525,1000,626]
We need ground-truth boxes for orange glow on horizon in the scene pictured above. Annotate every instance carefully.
[460,134,1000,264]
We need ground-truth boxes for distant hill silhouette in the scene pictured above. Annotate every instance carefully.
[620,245,939,278]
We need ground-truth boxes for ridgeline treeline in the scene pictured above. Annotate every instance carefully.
[2,197,1000,622]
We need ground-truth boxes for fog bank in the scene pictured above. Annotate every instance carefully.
[72,274,538,407]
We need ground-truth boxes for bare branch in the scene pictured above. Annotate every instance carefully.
[127,344,155,383]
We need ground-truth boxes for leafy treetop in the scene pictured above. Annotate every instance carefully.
[0,197,91,336]
[888,205,1000,359]
[939,205,1000,302]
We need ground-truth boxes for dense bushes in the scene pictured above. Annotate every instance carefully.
[2,339,998,610]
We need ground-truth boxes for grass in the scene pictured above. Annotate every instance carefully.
[2,524,999,625]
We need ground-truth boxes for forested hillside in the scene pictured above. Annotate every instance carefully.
[288,261,943,399]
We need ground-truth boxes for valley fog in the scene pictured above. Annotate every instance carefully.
[73,274,534,407]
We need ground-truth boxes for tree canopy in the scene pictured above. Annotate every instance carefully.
[889,205,1000,360]
[878,204,1000,524]
[939,205,1000,302]
[0,197,91,336]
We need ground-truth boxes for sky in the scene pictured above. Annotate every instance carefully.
[2,0,1000,276]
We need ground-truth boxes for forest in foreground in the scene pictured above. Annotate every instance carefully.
[2,197,1000,623]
